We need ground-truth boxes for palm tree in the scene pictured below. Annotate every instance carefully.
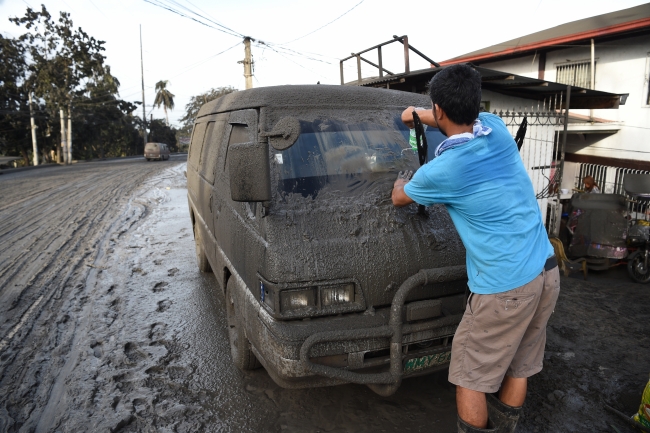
[153,80,175,125]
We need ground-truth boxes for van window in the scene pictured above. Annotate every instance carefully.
[199,119,227,184]
[275,118,420,199]
[189,123,208,169]
[229,124,249,145]
[224,124,250,168]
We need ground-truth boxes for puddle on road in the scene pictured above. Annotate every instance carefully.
[46,162,457,433]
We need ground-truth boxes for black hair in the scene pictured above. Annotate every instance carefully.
[428,64,481,125]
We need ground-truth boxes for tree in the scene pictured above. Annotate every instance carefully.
[175,86,237,152]
[11,6,112,163]
[0,34,31,163]
[5,5,143,163]
[179,86,237,133]
[71,71,141,158]
[153,80,175,126]
[148,118,178,152]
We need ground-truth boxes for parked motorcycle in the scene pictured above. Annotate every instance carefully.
[624,173,650,283]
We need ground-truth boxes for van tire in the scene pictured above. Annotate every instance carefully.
[193,223,212,273]
[225,278,261,370]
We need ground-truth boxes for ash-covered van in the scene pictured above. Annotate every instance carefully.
[144,142,170,161]
[186,85,467,395]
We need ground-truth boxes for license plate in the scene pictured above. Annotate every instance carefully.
[403,351,451,373]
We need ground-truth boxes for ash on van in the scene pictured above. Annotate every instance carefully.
[186,85,467,395]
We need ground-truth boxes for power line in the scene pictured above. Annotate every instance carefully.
[141,0,242,38]
[142,0,336,68]
[169,41,241,79]
[261,44,329,80]
[257,42,332,64]
[279,0,365,45]
[165,0,241,36]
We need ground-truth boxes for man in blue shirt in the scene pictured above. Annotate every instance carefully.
[392,64,558,433]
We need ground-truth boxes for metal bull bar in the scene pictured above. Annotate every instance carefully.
[299,265,467,396]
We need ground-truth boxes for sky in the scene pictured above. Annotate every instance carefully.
[1,0,648,128]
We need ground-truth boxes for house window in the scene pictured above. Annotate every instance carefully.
[556,61,594,89]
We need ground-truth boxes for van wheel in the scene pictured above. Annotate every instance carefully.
[193,223,212,273]
[225,278,261,370]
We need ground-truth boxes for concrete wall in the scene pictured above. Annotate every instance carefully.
[479,33,650,163]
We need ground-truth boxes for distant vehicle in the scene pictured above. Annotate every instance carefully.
[186,85,467,396]
[144,142,170,161]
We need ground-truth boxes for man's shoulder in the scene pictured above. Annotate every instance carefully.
[479,112,506,129]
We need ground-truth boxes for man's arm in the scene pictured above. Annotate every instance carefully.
[392,171,415,207]
[402,106,438,128]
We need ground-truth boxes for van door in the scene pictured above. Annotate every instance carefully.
[197,113,229,246]
[219,109,265,295]
[187,123,208,206]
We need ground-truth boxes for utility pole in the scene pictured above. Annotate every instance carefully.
[28,92,38,166]
[67,102,72,164]
[59,108,66,164]
[140,25,148,150]
[239,37,254,89]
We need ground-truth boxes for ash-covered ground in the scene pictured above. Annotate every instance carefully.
[0,157,648,433]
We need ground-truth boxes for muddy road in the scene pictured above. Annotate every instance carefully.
[0,157,648,433]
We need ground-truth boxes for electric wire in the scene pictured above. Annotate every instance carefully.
[279,0,365,45]
[168,41,241,79]
[162,0,243,37]
[141,0,337,68]
[142,0,242,37]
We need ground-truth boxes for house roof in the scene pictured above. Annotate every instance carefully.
[347,64,624,110]
[441,3,650,65]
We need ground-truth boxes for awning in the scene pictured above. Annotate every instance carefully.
[346,64,624,110]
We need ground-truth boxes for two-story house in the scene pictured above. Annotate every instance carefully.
[442,3,650,193]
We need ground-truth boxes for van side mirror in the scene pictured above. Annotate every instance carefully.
[228,141,271,202]
[261,117,301,150]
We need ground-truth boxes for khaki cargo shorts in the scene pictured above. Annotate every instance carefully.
[448,266,560,393]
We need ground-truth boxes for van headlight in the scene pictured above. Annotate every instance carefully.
[280,287,316,312]
[321,283,355,307]
[258,275,364,318]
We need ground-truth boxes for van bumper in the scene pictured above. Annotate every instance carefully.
[244,266,467,394]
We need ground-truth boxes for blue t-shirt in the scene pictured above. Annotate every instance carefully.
[404,113,553,295]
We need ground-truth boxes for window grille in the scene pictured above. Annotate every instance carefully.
[556,62,593,89]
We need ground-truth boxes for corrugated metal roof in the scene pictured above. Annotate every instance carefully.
[442,3,650,65]
[347,64,623,110]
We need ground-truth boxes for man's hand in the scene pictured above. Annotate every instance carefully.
[401,106,438,128]
[402,106,417,129]
[392,171,415,207]
[397,170,413,181]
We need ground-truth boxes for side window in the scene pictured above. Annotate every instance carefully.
[199,119,227,185]
[224,124,250,168]
[229,125,249,144]
[188,122,208,169]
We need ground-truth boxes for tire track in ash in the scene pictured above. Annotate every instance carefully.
[0,165,153,332]
[0,158,184,432]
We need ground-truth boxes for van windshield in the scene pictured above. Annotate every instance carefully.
[275,117,443,200]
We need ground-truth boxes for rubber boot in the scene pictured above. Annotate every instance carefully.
[457,415,497,433]
[486,393,522,433]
